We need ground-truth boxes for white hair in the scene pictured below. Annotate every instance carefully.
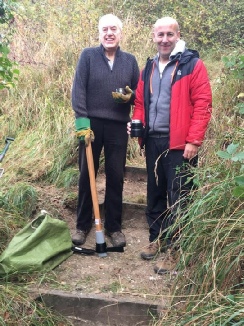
[98,14,123,32]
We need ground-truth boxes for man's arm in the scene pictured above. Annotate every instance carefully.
[186,60,212,148]
[71,49,89,118]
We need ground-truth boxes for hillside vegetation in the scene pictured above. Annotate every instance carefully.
[0,0,243,324]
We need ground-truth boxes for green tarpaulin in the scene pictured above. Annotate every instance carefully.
[0,211,73,276]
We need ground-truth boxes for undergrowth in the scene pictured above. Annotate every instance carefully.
[0,283,72,325]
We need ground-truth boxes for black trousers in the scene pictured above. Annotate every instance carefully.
[76,118,128,233]
[145,136,197,243]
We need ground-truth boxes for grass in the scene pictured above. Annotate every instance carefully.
[0,283,73,325]
[0,205,27,253]
[101,281,124,294]
[1,182,38,217]
[155,153,244,324]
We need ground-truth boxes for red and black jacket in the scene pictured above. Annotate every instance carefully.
[133,49,212,150]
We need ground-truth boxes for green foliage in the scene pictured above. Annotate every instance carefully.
[222,54,244,81]
[0,0,15,24]
[217,143,244,162]
[236,101,244,115]
[217,144,244,199]
[0,0,19,89]
[217,53,244,199]
[95,0,243,49]
[171,0,243,48]
[0,43,19,89]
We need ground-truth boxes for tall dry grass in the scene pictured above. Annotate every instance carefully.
[0,283,73,325]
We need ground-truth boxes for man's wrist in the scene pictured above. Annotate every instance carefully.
[75,117,90,130]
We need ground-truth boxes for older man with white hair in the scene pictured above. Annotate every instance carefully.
[71,14,139,247]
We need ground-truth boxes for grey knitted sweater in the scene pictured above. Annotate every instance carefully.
[71,44,139,123]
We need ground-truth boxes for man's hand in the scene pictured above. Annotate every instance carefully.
[112,86,133,103]
[183,143,198,160]
[75,117,94,146]
[127,121,131,135]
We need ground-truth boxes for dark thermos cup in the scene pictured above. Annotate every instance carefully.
[130,120,143,138]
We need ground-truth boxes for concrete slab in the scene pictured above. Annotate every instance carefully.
[35,289,158,325]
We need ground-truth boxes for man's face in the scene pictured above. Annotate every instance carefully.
[153,23,180,61]
[99,21,122,51]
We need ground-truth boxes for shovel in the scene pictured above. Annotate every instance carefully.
[0,137,15,177]
[0,137,15,163]
[72,140,124,257]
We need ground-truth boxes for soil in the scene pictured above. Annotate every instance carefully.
[34,167,175,307]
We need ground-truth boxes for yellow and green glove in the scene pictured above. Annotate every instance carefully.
[75,117,94,146]
[112,86,134,104]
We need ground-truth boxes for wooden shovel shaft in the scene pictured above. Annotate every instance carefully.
[85,142,103,232]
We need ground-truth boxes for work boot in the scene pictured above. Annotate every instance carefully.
[154,249,179,274]
[72,229,89,245]
[141,240,161,260]
[106,231,126,247]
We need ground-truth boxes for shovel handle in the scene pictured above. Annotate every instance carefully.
[85,141,103,232]
[0,137,14,163]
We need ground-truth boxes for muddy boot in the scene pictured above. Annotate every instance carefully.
[141,240,164,260]
[154,249,179,274]
[106,231,126,247]
[72,229,89,245]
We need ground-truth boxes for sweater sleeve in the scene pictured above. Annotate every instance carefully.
[127,57,140,105]
[71,49,89,119]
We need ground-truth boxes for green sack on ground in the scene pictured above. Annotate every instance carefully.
[0,211,73,277]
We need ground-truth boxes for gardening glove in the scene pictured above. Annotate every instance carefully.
[75,117,94,146]
[112,86,134,104]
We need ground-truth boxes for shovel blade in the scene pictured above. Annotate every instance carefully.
[106,246,125,253]
[72,246,95,255]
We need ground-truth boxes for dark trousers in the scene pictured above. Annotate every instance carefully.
[76,118,128,233]
[145,137,197,243]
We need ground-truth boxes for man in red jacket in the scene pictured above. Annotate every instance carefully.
[129,17,212,274]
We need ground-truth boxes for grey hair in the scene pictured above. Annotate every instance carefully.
[98,14,123,32]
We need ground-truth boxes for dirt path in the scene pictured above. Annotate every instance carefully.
[35,169,175,306]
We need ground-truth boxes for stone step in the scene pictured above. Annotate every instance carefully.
[32,289,158,326]
[124,165,147,182]
[99,201,146,221]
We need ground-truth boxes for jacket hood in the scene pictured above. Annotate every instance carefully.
[169,39,186,60]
